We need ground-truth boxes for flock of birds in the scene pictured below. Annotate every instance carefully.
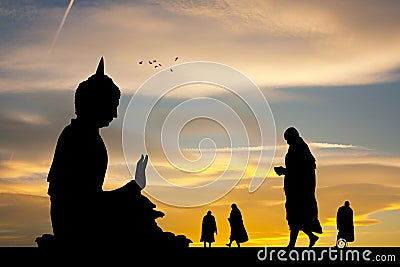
[139,57,179,72]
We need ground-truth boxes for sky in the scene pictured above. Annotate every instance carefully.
[0,0,399,247]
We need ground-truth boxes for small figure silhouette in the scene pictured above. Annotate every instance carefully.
[200,210,217,248]
[44,57,192,255]
[226,203,248,247]
[274,127,322,248]
[336,200,355,246]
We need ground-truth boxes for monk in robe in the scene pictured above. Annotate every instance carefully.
[336,200,355,245]
[200,210,217,247]
[226,203,248,247]
[274,127,322,248]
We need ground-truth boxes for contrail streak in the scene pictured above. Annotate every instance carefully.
[47,0,75,58]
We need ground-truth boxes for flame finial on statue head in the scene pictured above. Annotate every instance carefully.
[96,57,104,76]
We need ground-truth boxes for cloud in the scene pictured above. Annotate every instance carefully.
[0,160,49,180]
[317,183,400,224]
[155,176,400,247]
[309,142,360,149]
[316,164,400,189]
[0,90,75,161]
[0,162,398,246]
[182,142,362,152]
[1,109,49,125]
[159,0,400,87]
[0,193,51,246]
[1,0,400,96]
[0,2,38,20]
[2,83,397,193]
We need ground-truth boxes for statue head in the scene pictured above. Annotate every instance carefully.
[74,57,121,128]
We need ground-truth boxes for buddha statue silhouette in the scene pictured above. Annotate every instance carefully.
[38,57,191,255]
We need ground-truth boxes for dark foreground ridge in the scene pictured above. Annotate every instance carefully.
[0,247,398,266]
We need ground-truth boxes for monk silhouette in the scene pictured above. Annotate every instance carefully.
[336,200,355,246]
[44,57,191,255]
[274,127,322,248]
[226,203,248,247]
[200,210,217,248]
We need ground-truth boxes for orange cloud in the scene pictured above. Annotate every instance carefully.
[0,160,50,179]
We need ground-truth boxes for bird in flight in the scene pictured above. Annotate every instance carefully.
[138,56,178,72]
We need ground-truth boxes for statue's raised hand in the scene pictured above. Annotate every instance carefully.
[135,154,148,189]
